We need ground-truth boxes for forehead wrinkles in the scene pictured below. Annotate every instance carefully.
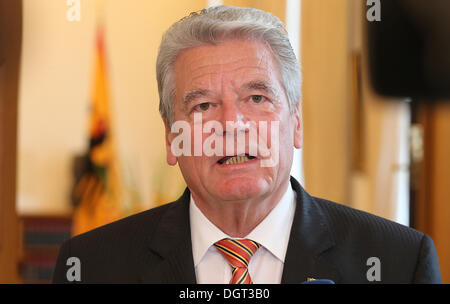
[176,46,278,95]
[187,56,272,84]
[173,40,287,113]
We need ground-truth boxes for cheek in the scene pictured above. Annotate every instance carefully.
[177,155,204,185]
[266,112,294,147]
[273,116,296,162]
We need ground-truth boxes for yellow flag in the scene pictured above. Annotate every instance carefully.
[72,27,123,236]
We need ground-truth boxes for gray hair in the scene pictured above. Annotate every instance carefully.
[156,5,301,125]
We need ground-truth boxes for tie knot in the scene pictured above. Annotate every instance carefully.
[214,238,261,269]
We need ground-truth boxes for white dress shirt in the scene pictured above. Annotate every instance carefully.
[189,185,296,284]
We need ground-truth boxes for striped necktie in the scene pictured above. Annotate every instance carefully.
[214,238,261,284]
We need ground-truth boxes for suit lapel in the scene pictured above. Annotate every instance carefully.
[281,177,340,283]
[140,188,197,283]
[139,177,339,284]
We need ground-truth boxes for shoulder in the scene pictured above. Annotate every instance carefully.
[52,201,179,283]
[68,202,175,248]
[313,196,424,244]
[310,196,441,283]
[290,177,423,245]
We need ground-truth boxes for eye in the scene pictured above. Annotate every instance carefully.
[194,102,211,111]
[250,95,264,104]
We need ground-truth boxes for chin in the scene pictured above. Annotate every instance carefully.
[213,176,270,201]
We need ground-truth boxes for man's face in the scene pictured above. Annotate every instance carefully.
[165,39,302,202]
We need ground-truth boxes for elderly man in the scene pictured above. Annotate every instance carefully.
[53,5,441,284]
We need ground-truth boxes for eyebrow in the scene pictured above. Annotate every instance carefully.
[183,89,212,105]
[182,80,278,107]
[242,80,278,98]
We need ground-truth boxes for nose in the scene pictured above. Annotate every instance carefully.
[218,99,248,136]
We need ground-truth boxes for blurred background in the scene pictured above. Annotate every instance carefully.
[1,0,449,283]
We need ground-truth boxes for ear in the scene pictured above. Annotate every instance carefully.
[164,120,178,166]
[293,102,303,149]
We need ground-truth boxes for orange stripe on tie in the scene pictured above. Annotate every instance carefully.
[214,238,261,284]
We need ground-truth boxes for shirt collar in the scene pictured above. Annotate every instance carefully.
[246,185,295,262]
[189,185,296,266]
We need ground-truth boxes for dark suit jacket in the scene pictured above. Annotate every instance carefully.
[52,177,441,283]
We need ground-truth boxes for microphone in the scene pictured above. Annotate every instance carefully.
[301,279,335,284]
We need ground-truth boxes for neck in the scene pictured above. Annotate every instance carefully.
[192,179,290,238]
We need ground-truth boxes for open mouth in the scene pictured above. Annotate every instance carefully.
[217,154,257,165]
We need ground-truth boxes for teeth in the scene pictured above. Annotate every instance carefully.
[224,155,250,165]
